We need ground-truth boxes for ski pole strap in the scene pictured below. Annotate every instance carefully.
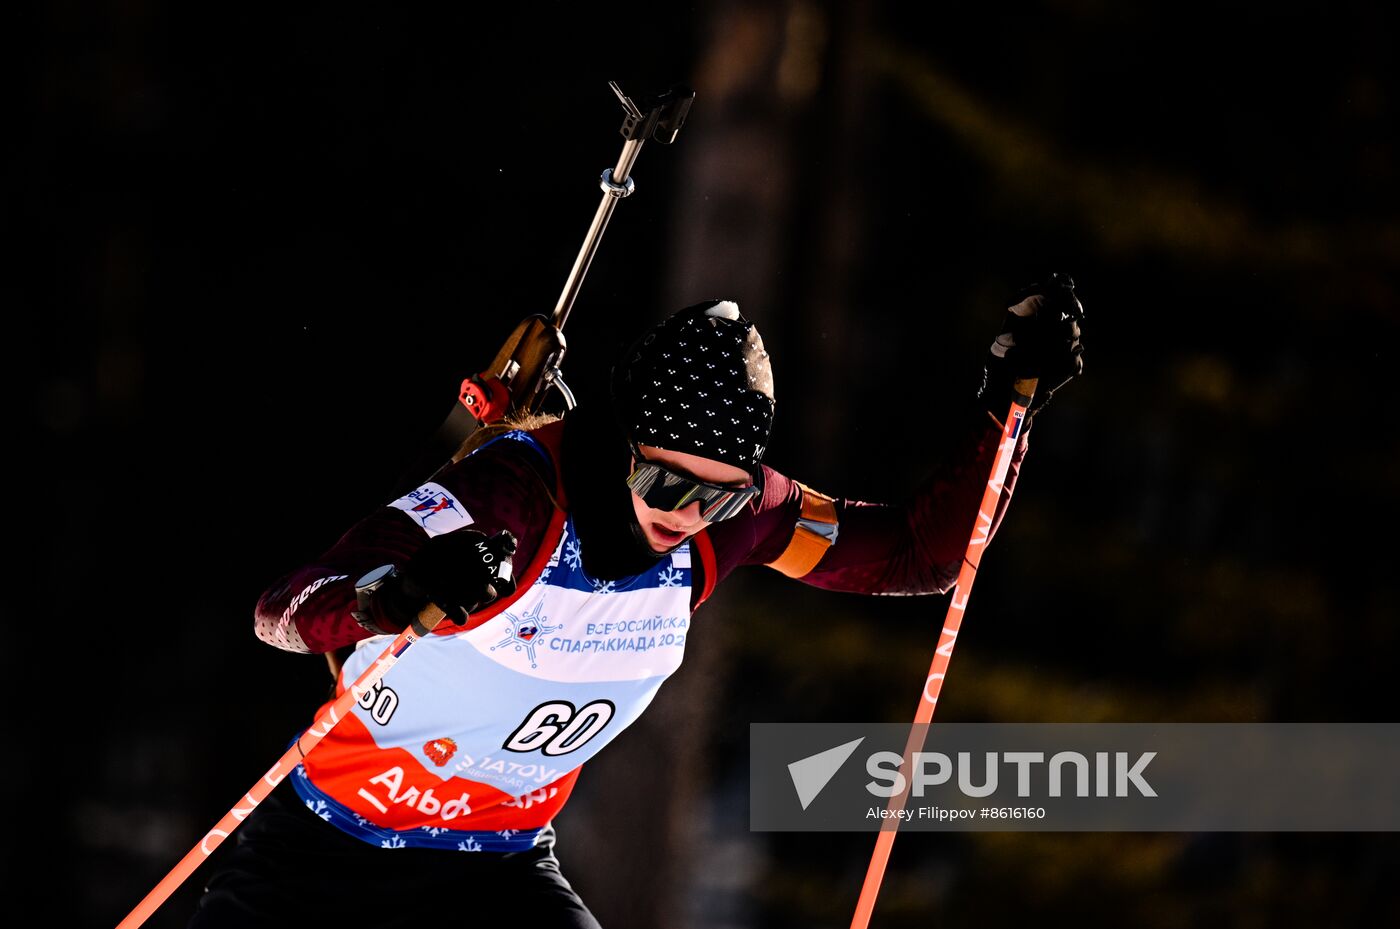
[767,482,839,578]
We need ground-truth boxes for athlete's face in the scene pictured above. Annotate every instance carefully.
[628,444,753,552]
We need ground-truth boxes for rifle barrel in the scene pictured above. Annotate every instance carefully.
[551,137,645,330]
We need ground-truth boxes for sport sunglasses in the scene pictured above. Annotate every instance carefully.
[625,451,762,522]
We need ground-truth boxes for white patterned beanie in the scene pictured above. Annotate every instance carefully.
[611,299,775,470]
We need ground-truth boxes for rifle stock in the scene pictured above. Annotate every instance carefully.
[460,315,568,423]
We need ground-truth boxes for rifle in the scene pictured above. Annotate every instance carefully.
[327,81,695,678]
[391,81,694,490]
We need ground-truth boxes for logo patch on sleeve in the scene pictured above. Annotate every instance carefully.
[391,482,474,536]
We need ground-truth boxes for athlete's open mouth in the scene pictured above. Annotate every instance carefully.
[651,524,688,546]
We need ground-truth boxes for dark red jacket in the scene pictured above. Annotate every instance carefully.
[254,406,1029,654]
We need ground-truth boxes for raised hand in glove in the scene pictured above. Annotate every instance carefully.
[354,528,518,634]
[978,272,1086,421]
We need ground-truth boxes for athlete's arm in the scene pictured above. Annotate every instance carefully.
[702,405,1029,597]
[252,437,555,654]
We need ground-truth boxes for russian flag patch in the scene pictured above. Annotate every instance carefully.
[1008,409,1025,439]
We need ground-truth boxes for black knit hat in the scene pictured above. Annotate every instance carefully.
[611,299,775,470]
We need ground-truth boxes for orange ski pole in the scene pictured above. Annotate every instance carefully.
[848,379,1036,929]
[115,603,448,929]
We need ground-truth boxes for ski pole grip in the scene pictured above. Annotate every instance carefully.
[409,602,449,637]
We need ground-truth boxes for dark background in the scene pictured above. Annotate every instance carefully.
[14,1,1399,926]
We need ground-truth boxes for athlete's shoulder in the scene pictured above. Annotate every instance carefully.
[411,425,557,519]
[753,462,802,515]
[525,417,567,459]
[449,419,564,477]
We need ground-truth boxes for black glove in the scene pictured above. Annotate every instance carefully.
[377,528,519,630]
[977,272,1086,419]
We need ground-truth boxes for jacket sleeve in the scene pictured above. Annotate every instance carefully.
[252,438,556,654]
[704,405,1031,596]
[252,506,431,654]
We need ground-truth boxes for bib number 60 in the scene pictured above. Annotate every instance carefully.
[503,700,616,756]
